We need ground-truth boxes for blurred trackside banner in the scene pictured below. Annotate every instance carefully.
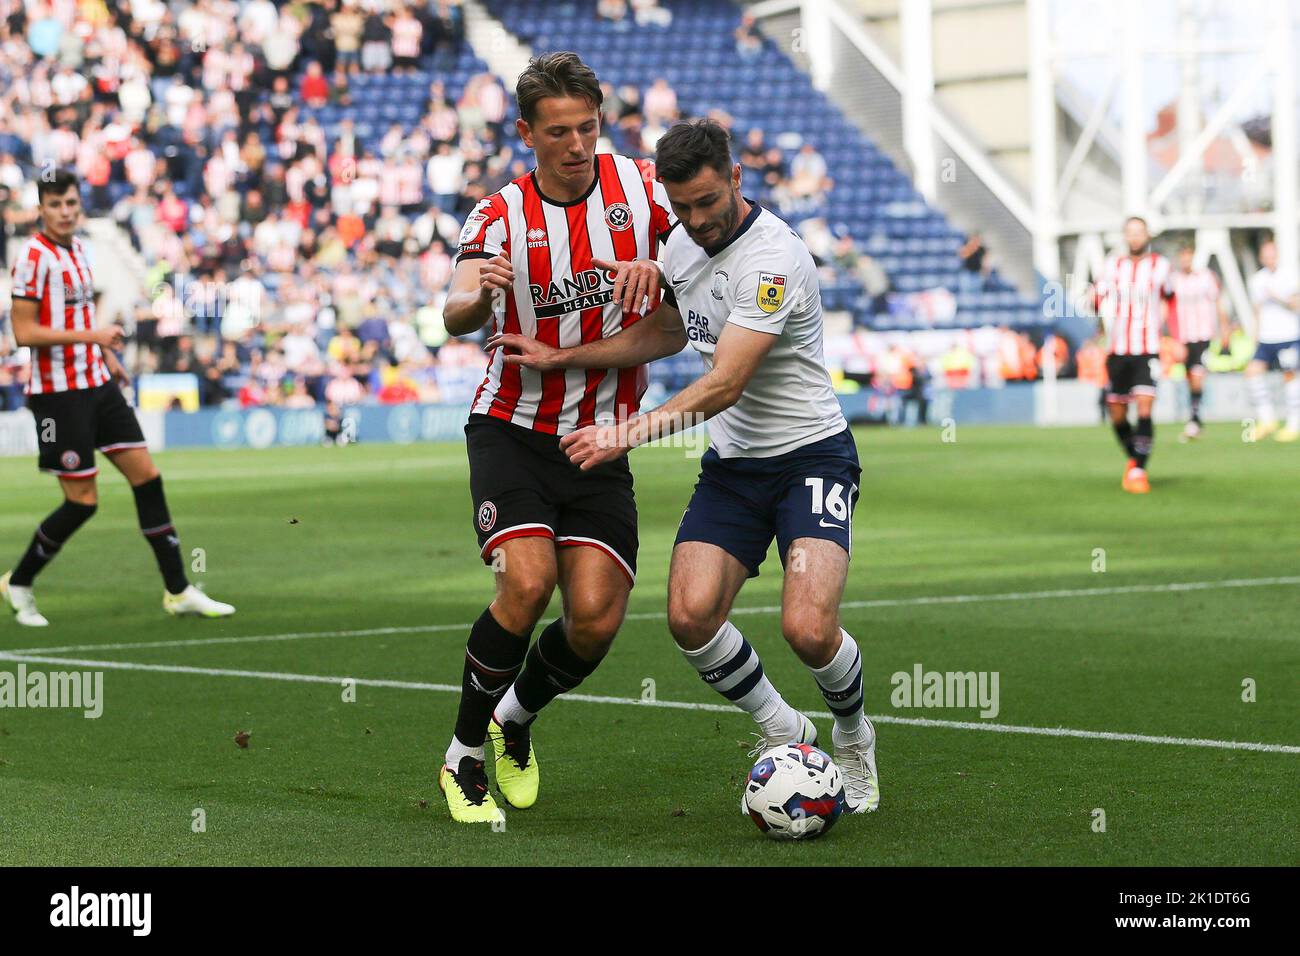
[0,375,1260,454]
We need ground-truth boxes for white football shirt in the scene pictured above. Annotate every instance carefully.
[659,200,846,458]
[1248,266,1300,344]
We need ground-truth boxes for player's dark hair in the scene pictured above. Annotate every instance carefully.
[654,119,734,183]
[515,52,603,125]
[1124,215,1148,230]
[36,169,80,202]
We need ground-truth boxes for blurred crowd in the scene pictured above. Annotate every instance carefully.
[0,0,1051,416]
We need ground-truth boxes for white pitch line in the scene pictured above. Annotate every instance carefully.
[9,575,1299,657]
[0,651,1296,755]
[8,623,471,656]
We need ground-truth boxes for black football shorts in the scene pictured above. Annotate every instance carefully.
[26,382,147,478]
[465,413,638,585]
[1105,354,1159,402]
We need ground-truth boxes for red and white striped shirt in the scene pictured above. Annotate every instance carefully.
[9,232,111,395]
[457,153,675,434]
[1095,252,1173,356]
[392,16,423,58]
[1168,267,1220,344]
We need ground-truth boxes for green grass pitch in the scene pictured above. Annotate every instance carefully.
[0,423,1296,866]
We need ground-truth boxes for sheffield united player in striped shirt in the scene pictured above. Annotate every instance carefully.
[1169,243,1230,440]
[1093,217,1173,494]
[436,54,674,823]
[1,171,234,627]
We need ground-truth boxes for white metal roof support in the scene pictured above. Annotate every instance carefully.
[1121,8,1147,218]
[1027,0,1059,282]
[899,0,936,205]
[1271,2,1297,278]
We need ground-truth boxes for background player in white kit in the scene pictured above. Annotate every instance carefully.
[490,120,879,813]
[1245,239,1300,443]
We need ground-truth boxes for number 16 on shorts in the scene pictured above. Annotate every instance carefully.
[805,477,854,521]
[802,476,858,557]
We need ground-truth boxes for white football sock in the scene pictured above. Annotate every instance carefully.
[445,735,484,768]
[492,685,536,728]
[809,628,868,735]
[1284,376,1300,431]
[1248,374,1277,424]
[681,621,800,741]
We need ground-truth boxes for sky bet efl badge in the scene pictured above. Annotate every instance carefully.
[757,272,786,313]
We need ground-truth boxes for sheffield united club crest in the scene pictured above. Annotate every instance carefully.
[604,203,632,232]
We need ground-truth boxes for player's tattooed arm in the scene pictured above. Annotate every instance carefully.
[9,297,124,350]
[487,300,687,371]
[560,323,776,471]
[444,256,514,336]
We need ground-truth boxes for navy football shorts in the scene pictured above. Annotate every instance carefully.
[674,427,861,577]
[1252,339,1300,371]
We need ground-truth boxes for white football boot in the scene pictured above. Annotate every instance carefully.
[833,716,880,813]
[163,585,236,618]
[1,570,50,627]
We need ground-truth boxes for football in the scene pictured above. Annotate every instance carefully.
[743,743,846,840]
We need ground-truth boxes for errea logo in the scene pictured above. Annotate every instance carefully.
[50,886,151,936]
[526,227,548,248]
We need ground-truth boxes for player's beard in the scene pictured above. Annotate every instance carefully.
[691,192,741,248]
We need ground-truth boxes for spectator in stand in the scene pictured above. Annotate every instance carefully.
[597,0,629,25]
[632,0,673,28]
[360,6,393,74]
[786,141,831,210]
[643,77,678,126]
[391,5,423,73]
[831,233,892,320]
[428,0,465,65]
[740,127,767,173]
[332,1,365,75]
[735,12,763,60]
[300,61,330,108]
[427,142,464,215]
[958,232,990,292]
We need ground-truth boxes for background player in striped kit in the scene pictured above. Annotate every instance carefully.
[1,171,234,627]
[437,53,674,823]
[1093,217,1172,494]
[1168,243,1231,442]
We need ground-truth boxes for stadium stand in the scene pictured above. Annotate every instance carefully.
[0,0,1051,415]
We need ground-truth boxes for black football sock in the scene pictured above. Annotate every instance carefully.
[451,607,530,751]
[131,476,188,595]
[510,618,601,716]
[9,500,97,587]
[1112,418,1135,458]
[1190,386,1203,424]
[1133,417,1154,469]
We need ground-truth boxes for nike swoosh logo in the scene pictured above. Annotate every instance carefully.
[818,520,844,529]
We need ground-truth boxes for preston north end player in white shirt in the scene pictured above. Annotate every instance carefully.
[1245,238,1300,442]
[489,119,878,813]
